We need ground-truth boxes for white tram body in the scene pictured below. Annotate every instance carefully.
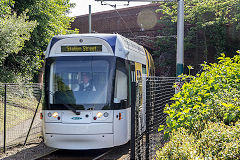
[42,34,154,149]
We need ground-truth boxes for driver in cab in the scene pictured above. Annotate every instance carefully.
[79,73,96,91]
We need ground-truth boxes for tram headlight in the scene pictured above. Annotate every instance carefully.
[52,112,59,118]
[103,112,109,117]
[96,112,103,118]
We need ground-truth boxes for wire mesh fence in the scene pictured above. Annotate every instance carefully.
[134,79,146,160]
[0,77,182,155]
[0,84,42,152]
[131,77,182,160]
[147,77,178,159]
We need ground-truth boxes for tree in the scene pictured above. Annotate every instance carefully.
[0,0,14,16]
[153,17,177,76]
[160,51,240,137]
[1,0,77,83]
[0,13,37,66]
[0,0,37,82]
[155,0,240,74]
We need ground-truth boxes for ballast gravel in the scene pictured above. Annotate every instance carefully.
[0,139,57,160]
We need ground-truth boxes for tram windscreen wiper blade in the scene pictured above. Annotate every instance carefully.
[62,103,80,115]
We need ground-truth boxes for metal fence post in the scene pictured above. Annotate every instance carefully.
[130,82,136,160]
[24,89,42,146]
[145,79,150,160]
[3,84,7,153]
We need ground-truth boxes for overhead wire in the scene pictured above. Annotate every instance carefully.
[114,9,136,38]
[100,1,136,38]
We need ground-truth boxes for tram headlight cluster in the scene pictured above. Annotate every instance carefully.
[93,112,109,120]
[48,112,59,118]
[46,111,61,121]
[96,112,109,118]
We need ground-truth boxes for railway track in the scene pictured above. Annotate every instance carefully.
[35,148,113,160]
[0,142,130,160]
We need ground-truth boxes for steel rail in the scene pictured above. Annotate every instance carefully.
[92,149,114,160]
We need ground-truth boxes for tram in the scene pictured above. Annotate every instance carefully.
[42,34,155,149]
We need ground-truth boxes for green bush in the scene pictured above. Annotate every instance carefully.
[159,51,240,137]
[198,121,240,159]
[156,128,198,160]
[157,51,240,159]
[157,121,240,159]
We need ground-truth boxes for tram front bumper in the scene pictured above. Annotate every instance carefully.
[43,122,114,149]
[44,133,114,149]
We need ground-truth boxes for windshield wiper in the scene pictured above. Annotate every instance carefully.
[62,103,80,115]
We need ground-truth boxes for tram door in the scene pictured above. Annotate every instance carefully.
[113,60,130,146]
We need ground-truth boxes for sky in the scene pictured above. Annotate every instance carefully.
[69,0,151,17]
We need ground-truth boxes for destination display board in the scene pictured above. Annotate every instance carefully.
[61,45,102,52]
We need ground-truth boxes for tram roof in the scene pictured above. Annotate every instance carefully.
[47,33,146,64]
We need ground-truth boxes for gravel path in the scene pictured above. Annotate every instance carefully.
[101,142,131,160]
[0,140,57,160]
[0,141,131,160]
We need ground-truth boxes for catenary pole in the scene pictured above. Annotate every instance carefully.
[89,5,92,33]
[176,0,184,76]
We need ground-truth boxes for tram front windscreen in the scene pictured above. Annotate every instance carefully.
[45,56,115,110]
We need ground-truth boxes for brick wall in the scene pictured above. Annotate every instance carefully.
[70,3,163,50]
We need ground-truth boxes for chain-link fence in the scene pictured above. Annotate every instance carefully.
[131,77,182,159]
[146,77,178,159]
[0,84,42,152]
[0,78,181,156]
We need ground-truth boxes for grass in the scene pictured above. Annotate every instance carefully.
[0,95,42,132]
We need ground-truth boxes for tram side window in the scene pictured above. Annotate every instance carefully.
[142,65,146,75]
[114,70,127,104]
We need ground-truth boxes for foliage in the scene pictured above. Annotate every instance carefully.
[13,0,77,49]
[153,17,176,76]
[154,17,177,57]
[0,10,38,82]
[12,0,77,82]
[157,121,240,159]
[0,13,37,65]
[155,0,240,74]
[0,0,77,83]
[159,52,240,138]
[0,0,14,16]
[158,0,239,26]
[156,128,198,159]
